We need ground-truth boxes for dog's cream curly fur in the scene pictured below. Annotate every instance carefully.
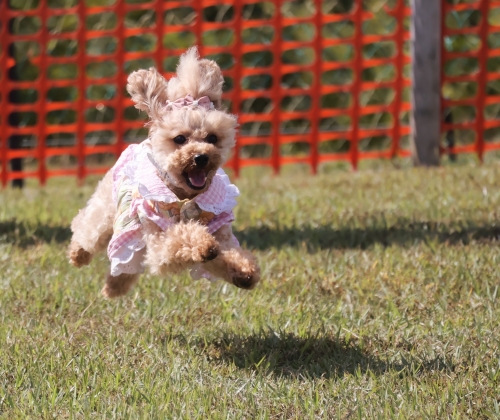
[68,47,260,298]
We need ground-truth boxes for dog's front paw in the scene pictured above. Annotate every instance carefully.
[232,273,259,290]
[169,221,220,264]
[225,249,260,290]
[203,244,219,261]
[192,240,219,263]
[231,268,260,290]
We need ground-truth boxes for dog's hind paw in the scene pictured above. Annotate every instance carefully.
[68,244,93,268]
[101,273,139,298]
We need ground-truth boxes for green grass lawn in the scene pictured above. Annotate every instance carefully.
[0,163,499,419]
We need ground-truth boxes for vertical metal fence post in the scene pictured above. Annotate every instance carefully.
[410,0,441,166]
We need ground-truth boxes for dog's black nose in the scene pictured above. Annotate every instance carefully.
[194,154,209,168]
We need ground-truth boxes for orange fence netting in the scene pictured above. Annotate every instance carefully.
[3,0,497,185]
[441,0,500,161]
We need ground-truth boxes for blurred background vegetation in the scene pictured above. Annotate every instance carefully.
[3,0,499,173]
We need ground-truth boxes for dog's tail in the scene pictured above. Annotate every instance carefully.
[166,46,224,108]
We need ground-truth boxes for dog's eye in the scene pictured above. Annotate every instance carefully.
[173,135,187,145]
[205,134,218,144]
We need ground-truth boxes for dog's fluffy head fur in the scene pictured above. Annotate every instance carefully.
[126,47,237,198]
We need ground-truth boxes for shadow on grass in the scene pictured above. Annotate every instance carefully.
[2,217,499,252]
[202,331,454,380]
[0,219,72,248]
[235,221,500,251]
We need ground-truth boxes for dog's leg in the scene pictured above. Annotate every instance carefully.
[101,272,140,298]
[68,170,115,267]
[202,225,260,290]
[143,220,219,275]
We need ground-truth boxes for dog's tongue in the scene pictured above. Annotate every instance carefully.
[187,169,207,187]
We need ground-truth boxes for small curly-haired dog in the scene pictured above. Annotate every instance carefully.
[68,47,260,298]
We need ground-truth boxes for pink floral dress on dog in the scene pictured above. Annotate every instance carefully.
[107,140,239,279]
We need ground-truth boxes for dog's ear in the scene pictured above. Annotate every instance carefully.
[126,68,169,119]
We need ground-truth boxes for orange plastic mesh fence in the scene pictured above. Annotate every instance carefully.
[0,0,414,184]
[441,0,500,160]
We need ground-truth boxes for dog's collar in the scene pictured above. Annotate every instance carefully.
[147,153,167,180]
[147,153,200,200]
[147,153,173,186]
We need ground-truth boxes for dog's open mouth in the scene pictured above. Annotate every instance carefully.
[183,169,208,190]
